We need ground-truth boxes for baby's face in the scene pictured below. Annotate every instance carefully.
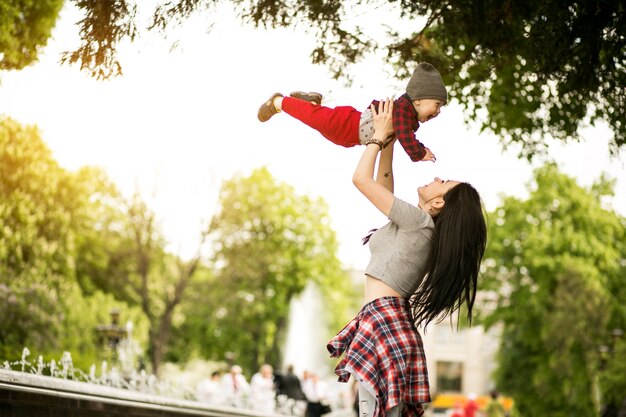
[413,99,443,123]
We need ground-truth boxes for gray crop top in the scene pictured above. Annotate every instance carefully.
[364,197,434,299]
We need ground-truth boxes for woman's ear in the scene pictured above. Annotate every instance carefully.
[431,198,445,210]
[426,198,445,216]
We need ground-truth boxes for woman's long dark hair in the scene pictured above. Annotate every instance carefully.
[410,182,487,327]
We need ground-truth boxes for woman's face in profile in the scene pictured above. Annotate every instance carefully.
[418,177,459,206]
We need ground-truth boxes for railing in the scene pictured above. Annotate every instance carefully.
[0,369,279,417]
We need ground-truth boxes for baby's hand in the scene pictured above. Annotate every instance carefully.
[421,147,437,162]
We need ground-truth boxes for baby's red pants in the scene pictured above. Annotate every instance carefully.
[281,97,361,148]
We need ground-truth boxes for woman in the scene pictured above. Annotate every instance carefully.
[327,99,487,417]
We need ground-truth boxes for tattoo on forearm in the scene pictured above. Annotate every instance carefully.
[384,171,391,178]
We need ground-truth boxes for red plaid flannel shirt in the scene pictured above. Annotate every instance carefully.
[327,296,430,417]
[370,94,426,162]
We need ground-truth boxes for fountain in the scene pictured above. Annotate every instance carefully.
[0,344,293,416]
[0,310,286,417]
[283,281,330,376]
[0,293,353,417]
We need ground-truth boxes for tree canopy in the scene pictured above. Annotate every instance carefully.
[0,0,64,71]
[4,0,622,158]
[478,164,626,416]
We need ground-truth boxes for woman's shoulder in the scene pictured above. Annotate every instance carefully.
[389,196,433,229]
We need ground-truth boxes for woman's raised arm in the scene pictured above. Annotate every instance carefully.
[352,99,396,216]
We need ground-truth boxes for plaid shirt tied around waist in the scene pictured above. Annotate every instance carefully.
[370,94,425,162]
[327,296,430,417]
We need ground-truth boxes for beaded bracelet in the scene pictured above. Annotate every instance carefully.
[364,138,384,150]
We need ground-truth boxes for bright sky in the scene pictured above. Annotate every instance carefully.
[1,3,624,270]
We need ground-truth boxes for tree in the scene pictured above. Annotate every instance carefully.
[86,192,210,375]
[0,0,64,70]
[478,164,626,417]
[0,116,150,369]
[386,0,626,158]
[170,167,357,373]
[0,116,84,358]
[599,337,626,416]
[31,0,622,158]
[0,116,208,374]
[0,116,213,375]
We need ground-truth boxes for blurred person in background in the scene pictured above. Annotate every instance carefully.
[278,364,307,415]
[221,364,249,408]
[303,372,330,417]
[196,370,223,404]
[484,391,505,417]
[464,393,479,417]
[250,364,277,414]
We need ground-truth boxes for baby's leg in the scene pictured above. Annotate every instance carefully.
[358,108,375,145]
[358,108,395,148]
[281,97,361,148]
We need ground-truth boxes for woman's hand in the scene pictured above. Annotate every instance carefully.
[370,98,394,139]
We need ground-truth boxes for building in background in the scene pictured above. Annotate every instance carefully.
[420,292,513,415]
[422,321,501,398]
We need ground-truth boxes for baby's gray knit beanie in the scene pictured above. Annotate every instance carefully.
[405,62,448,104]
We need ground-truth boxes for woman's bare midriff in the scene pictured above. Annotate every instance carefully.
[365,274,402,303]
